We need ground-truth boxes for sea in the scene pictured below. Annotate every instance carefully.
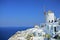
[0,26,34,40]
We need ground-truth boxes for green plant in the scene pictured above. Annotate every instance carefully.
[45,34,51,40]
[26,34,34,40]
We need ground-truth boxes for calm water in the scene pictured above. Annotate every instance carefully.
[0,26,33,40]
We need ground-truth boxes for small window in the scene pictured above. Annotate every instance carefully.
[38,33,41,36]
[49,20,50,22]
[52,20,53,23]
[55,20,57,22]
[54,27,56,32]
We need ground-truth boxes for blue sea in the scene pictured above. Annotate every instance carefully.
[0,26,34,40]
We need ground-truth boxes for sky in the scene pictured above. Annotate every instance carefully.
[0,0,60,27]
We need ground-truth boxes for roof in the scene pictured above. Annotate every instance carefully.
[48,10,53,13]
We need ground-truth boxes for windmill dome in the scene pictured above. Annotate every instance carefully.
[48,10,53,13]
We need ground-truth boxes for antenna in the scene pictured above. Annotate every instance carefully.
[44,6,47,23]
[44,6,46,15]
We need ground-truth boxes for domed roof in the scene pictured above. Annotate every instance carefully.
[48,10,53,13]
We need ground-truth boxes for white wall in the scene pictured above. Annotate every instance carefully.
[46,12,55,23]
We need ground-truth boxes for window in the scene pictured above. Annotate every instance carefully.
[38,33,41,36]
[52,20,53,22]
[54,27,56,32]
[49,20,50,22]
[55,20,57,22]
[51,20,53,23]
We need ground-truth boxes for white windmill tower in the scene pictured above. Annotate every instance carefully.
[44,10,57,37]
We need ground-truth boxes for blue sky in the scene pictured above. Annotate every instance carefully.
[0,0,60,27]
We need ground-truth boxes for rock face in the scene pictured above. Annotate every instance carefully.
[8,27,46,40]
